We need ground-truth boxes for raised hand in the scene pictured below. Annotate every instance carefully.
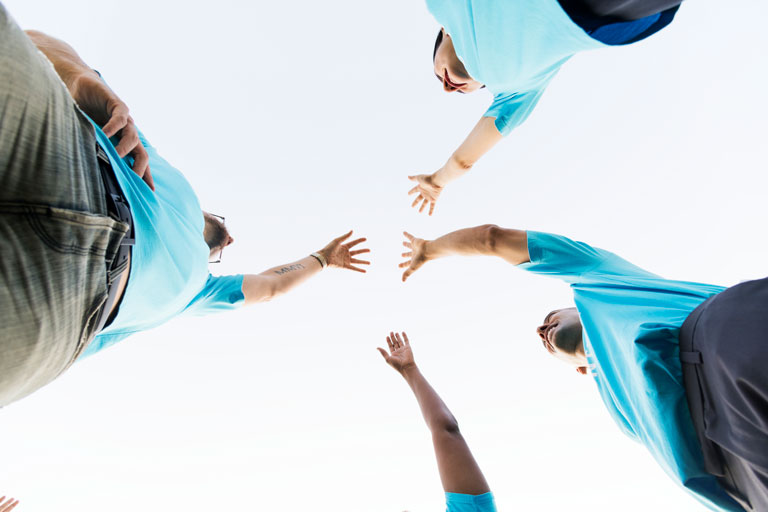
[318,231,371,273]
[408,173,443,216]
[377,331,416,374]
[400,231,430,282]
[0,496,19,512]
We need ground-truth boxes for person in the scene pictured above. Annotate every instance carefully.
[378,331,498,512]
[408,0,683,216]
[0,11,371,407]
[398,226,767,511]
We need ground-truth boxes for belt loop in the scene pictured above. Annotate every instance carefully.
[680,350,703,365]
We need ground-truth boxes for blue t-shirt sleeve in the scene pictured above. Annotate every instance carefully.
[445,492,498,512]
[181,274,245,317]
[484,87,548,136]
[519,231,657,284]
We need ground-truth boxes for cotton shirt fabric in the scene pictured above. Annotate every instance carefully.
[80,121,244,358]
[426,0,606,136]
[446,492,498,512]
[518,232,743,512]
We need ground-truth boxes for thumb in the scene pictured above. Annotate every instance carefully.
[377,347,389,360]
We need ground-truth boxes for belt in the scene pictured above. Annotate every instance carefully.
[679,295,726,477]
[93,143,134,333]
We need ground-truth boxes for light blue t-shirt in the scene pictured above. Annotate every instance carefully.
[426,0,605,135]
[519,232,742,512]
[446,492,497,512]
[80,122,244,358]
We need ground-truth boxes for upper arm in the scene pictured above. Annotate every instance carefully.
[432,427,491,495]
[487,226,530,264]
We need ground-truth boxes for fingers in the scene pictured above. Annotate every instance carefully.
[389,332,400,350]
[402,240,412,249]
[402,332,410,346]
[102,104,129,138]
[411,195,422,208]
[398,261,411,269]
[401,252,412,258]
[429,201,435,216]
[408,175,417,182]
[418,197,428,213]
[113,118,139,158]
[345,265,367,273]
[402,267,414,282]
[0,497,19,512]
[350,258,370,266]
[408,185,419,196]
[403,232,415,242]
[349,248,370,256]
[386,335,394,353]
[394,332,404,348]
[344,237,366,249]
[333,230,353,243]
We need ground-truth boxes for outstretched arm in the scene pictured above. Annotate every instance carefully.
[400,225,529,281]
[408,117,502,216]
[242,231,370,304]
[378,332,490,495]
[25,30,153,188]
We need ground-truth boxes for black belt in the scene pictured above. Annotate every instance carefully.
[93,143,134,333]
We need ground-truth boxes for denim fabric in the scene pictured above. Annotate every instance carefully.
[0,4,128,406]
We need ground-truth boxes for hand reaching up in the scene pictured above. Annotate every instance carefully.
[317,231,371,273]
[377,331,416,374]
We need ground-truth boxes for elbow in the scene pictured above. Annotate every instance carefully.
[480,224,502,254]
[433,414,462,438]
[451,154,475,171]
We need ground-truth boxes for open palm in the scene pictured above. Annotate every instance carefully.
[377,332,416,373]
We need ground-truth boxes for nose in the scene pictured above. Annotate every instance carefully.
[226,235,234,247]
[442,79,457,93]
[536,324,547,340]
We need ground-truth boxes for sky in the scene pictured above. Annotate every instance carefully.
[1,1,767,511]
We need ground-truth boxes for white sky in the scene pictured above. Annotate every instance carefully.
[1,1,767,511]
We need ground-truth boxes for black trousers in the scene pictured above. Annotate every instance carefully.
[680,278,768,511]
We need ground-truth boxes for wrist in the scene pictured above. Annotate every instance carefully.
[400,363,419,378]
[310,252,327,269]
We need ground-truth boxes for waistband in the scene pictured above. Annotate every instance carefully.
[93,143,134,333]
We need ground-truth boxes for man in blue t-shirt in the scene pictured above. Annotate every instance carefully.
[407,0,682,216]
[398,225,767,511]
[0,21,371,407]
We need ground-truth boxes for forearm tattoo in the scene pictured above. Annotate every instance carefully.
[274,263,305,275]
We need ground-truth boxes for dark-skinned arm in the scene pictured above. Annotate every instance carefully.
[378,332,490,495]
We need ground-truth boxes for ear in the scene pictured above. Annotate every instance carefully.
[576,366,588,376]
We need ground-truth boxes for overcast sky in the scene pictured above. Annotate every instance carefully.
[1,1,767,511]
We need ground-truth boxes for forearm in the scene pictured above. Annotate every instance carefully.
[401,365,459,434]
[433,116,502,186]
[25,30,96,92]
[425,225,529,264]
[242,255,323,304]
